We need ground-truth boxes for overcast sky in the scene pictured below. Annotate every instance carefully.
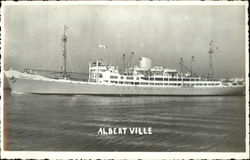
[4,4,246,78]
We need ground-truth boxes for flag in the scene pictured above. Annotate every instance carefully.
[98,44,107,49]
[64,25,68,29]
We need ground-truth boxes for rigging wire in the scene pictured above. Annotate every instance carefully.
[35,53,52,70]
[67,51,73,73]
[213,53,230,79]
[67,52,88,74]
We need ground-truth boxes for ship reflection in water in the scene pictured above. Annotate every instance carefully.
[6,90,245,152]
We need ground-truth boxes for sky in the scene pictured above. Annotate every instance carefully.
[3,4,246,78]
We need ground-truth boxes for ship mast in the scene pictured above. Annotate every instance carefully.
[62,25,68,78]
[208,40,214,78]
[123,54,126,74]
[179,57,184,76]
[131,52,134,75]
[179,56,196,77]
[191,56,194,76]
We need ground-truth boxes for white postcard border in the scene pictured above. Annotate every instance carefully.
[1,1,249,159]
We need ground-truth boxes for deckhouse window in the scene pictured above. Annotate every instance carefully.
[169,83,177,86]
[110,76,118,79]
[99,73,103,78]
[155,83,163,85]
[126,77,133,80]
[141,77,149,80]
[155,78,163,81]
[125,82,133,85]
[169,78,177,81]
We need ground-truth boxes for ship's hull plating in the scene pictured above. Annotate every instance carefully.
[6,77,245,96]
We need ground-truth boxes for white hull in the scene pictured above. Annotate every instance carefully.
[6,73,245,96]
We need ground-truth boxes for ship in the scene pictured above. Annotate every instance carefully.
[4,26,245,96]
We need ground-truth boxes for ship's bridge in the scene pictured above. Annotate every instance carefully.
[89,59,119,82]
[163,68,178,77]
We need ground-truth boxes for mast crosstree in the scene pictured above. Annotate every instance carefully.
[208,40,218,78]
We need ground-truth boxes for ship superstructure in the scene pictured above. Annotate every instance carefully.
[88,57,244,88]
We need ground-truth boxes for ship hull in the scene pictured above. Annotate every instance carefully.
[6,76,245,96]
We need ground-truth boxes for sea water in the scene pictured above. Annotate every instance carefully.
[4,89,245,151]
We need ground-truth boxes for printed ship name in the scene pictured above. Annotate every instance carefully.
[5,26,245,95]
[97,127,153,135]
